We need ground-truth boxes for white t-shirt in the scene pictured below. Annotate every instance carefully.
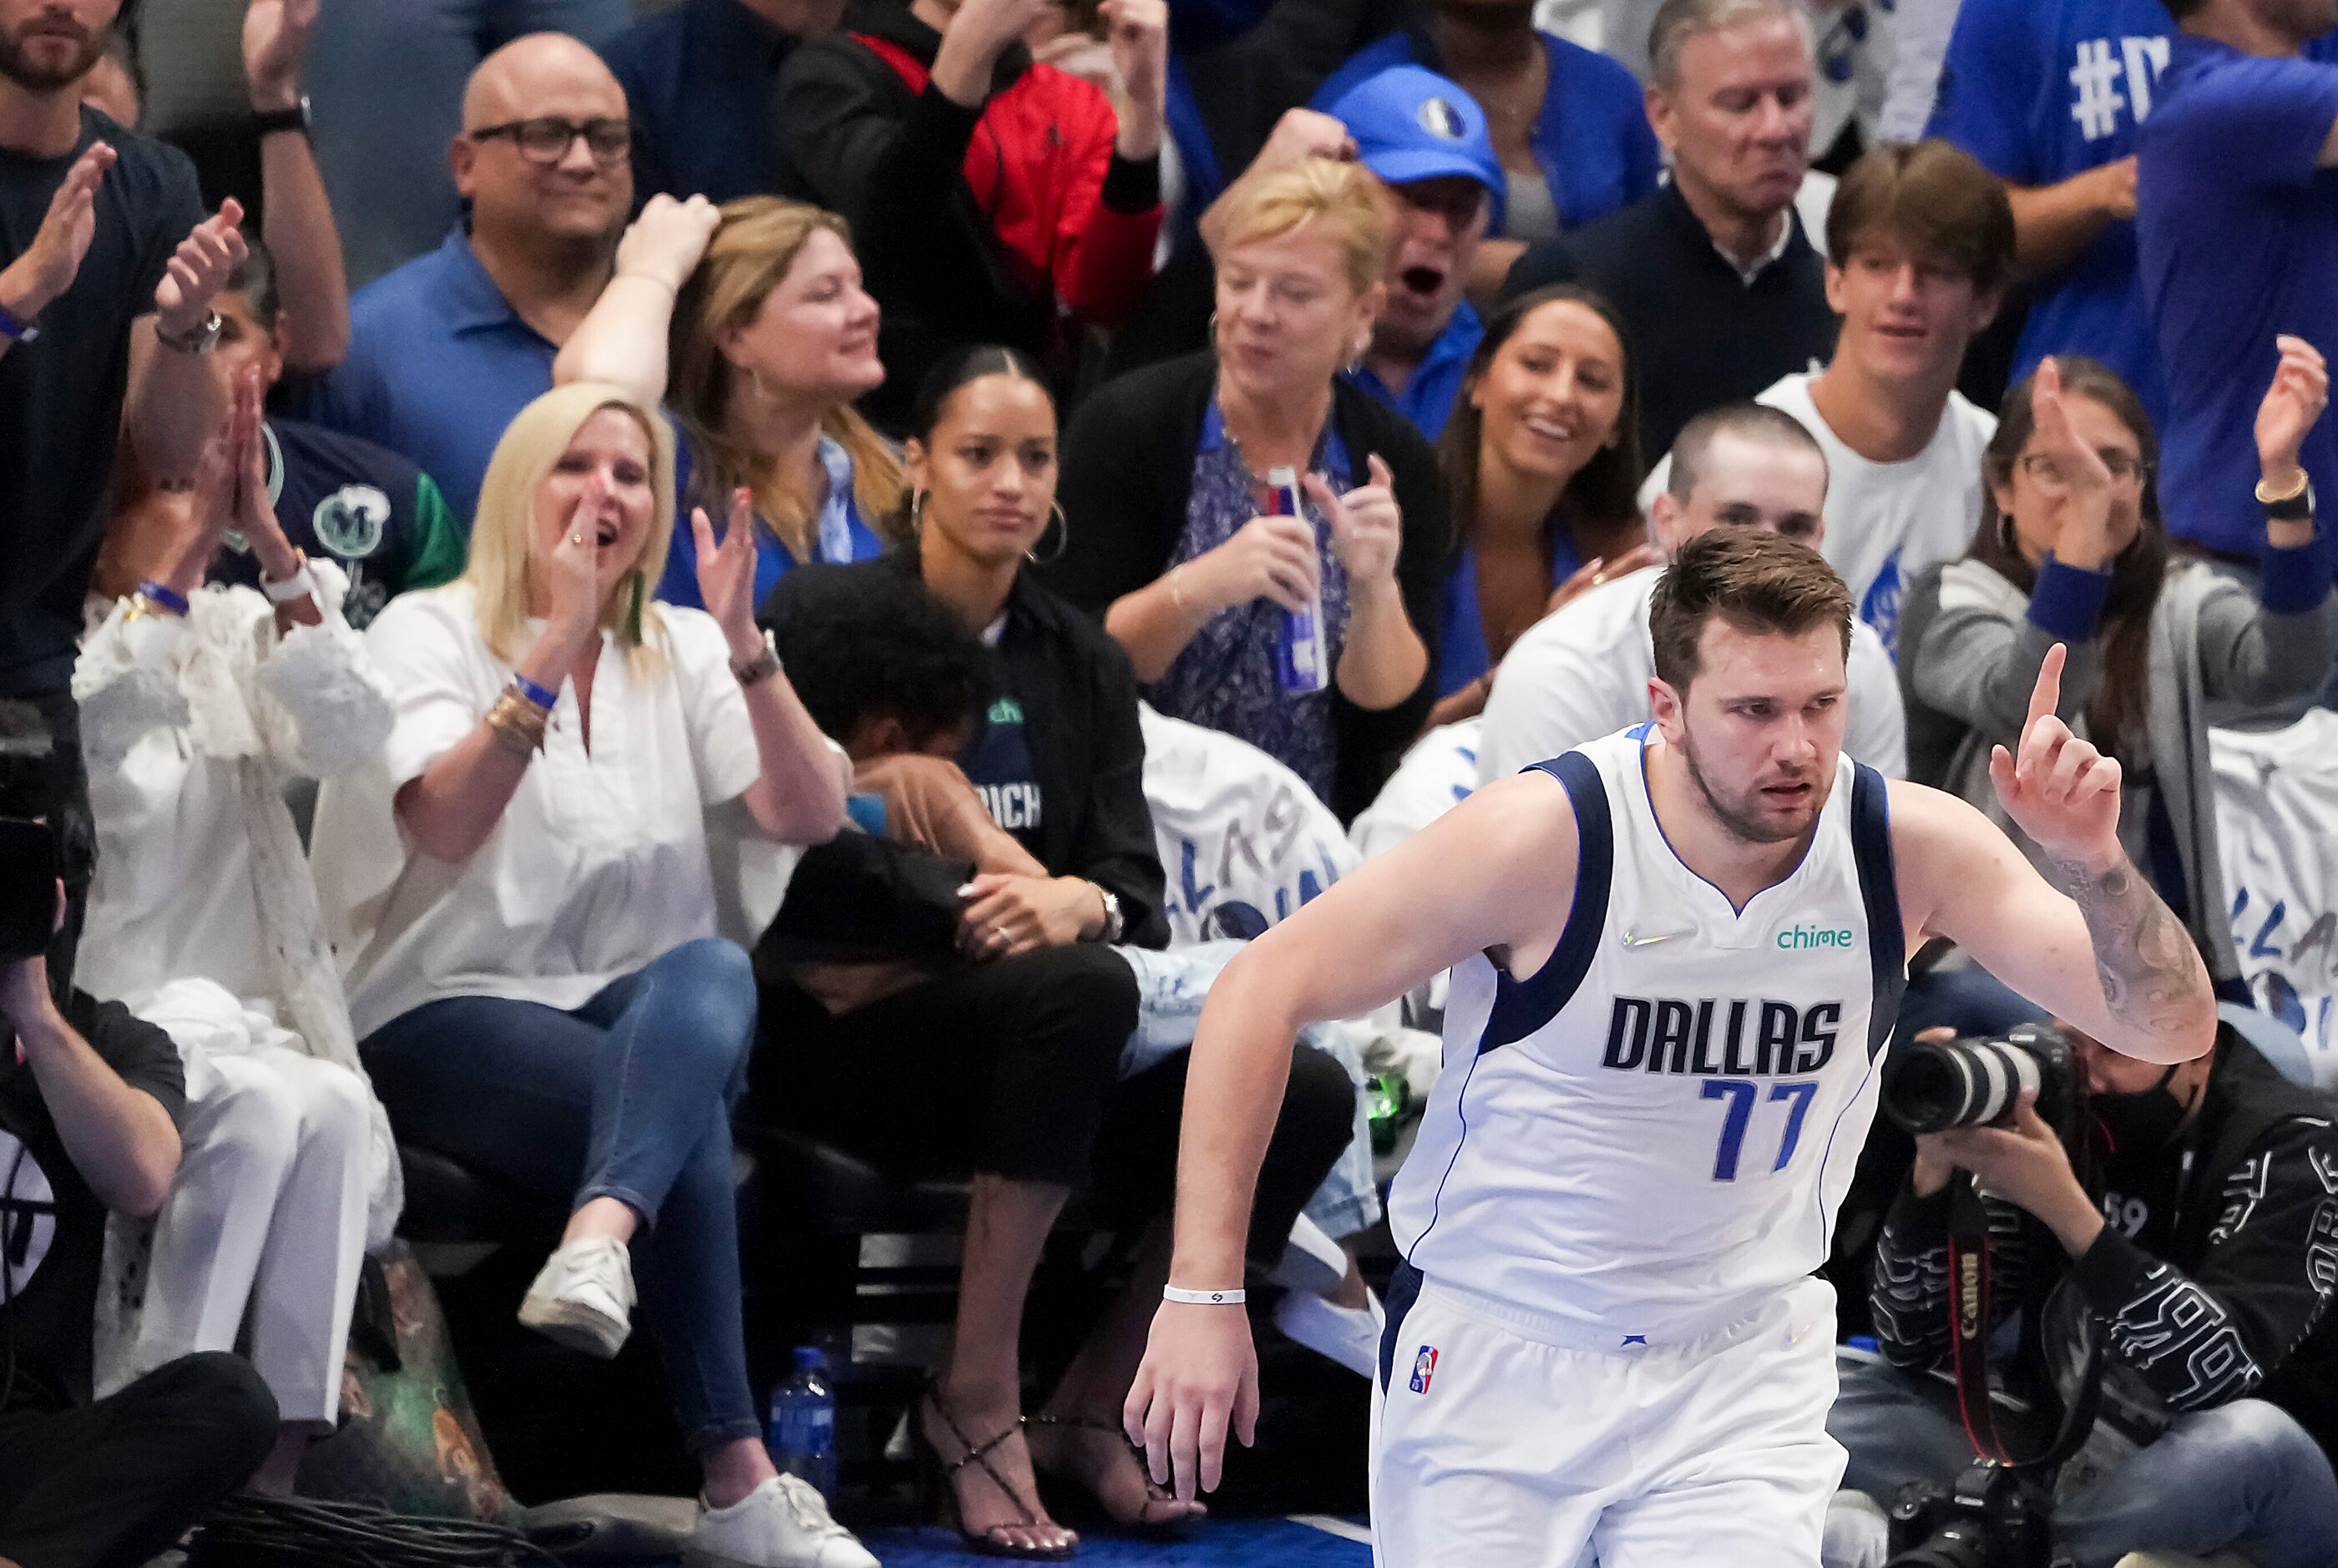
[1476,564,1907,785]
[311,584,762,1039]
[1641,372,1996,660]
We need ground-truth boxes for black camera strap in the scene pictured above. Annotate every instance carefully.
[1945,1170,2105,1469]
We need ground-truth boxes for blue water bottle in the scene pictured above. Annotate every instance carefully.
[768,1346,838,1499]
[1267,464,1328,694]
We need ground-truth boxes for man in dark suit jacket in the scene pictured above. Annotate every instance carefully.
[1503,0,1836,461]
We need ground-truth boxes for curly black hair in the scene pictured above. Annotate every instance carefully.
[768,567,993,751]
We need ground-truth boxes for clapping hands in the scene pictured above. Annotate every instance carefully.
[692,487,767,664]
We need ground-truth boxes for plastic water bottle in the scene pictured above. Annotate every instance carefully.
[1266,464,1328,695]
[768,1346,838,1500]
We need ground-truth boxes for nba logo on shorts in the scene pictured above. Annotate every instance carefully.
[1409,1346,1438,1394]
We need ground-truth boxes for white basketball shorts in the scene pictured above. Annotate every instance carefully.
[1370,1267,1845,1567]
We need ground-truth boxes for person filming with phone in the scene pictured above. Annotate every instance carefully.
[1828,1007,2338,1568]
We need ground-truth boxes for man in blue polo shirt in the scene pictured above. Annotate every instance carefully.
[2136,0,2338,562]
[1926,0,2174,424]
[600,0,844,205]
[1331,64,1503,443]
[290,34,632,526]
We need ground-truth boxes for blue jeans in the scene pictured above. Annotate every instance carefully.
[305,0,635,286]
[362,937,762,1453]
[1828,1352,2338,1568]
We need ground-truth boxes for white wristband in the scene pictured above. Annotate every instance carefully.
[1163,1285,1246,1306]
[262,552,316,604]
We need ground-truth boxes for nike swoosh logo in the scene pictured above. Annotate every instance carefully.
[1621,928,1695,949]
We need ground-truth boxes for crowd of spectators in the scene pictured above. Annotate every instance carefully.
[5,0,2338,1563]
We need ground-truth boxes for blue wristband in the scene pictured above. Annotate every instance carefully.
[0,299,34,343]
[136,581,190,616]
[511,674,559,711]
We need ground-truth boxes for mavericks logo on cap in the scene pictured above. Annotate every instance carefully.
[1416,96,1466,141]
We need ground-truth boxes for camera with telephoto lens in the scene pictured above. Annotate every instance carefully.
[1881,1022,2077,1138]
[0,711,63,964]
[0,821,58,964]
[1885,1462,2056,1568]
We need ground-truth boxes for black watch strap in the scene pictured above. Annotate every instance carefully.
[251,95,312,139]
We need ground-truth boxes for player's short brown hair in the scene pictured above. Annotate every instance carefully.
[1648,529,1852,692]
[1826,139,2017,296]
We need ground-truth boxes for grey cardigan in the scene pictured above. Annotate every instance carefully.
[1901,556,2336,983]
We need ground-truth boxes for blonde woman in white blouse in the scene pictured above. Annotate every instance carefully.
[312,384,871,1568]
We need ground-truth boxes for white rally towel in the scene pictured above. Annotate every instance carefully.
[1349,718,1482,864]
[1138,705,1357,946]
[2213,710,2338,1083]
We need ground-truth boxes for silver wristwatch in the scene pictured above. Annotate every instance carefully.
[1089,883,1124,943]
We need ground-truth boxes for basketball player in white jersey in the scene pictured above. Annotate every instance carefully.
[1123,527,2215,1566]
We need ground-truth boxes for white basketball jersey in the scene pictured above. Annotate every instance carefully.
[1388,726,1905,1339]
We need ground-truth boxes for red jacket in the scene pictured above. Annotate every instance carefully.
[851,31,1159,326]
[778,2,1163,426]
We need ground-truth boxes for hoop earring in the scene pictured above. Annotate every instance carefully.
[1026,501,1070,566]
[908,488,926,533]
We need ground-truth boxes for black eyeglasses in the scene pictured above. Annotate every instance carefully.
[2018,450,2152,488]
[468,116,630,166]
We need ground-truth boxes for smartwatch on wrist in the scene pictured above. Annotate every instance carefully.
[2256,468,2315,524]
[251,95,312,139]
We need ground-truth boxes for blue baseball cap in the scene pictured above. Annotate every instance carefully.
[1327,63,1507,235]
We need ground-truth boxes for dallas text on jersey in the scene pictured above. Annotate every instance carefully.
[1601,996,1843,1078]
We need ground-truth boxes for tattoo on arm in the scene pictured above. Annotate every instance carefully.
[2046,852,2209,1036]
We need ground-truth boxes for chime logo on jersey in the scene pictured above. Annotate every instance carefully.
[1601,995,1841,1077]
[1409,1345,1438,1394]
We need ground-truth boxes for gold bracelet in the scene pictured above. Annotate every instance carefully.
[483,690,547,757]
[2256,468,2311,505]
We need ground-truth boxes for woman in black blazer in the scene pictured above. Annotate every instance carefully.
[1047,158,1449,821]
[755,345,1356,1559]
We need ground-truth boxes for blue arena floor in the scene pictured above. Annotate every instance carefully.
[857,1516,1372,1567]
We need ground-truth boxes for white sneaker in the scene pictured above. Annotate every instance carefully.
[1268,1213,1349,1297]
[1821,1488,1889,1568]
[688,1475,880,1568]
[518,1236,635,1358]
[1273,1287,1385,1378]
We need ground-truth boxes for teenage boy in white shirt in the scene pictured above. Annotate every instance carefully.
[1642,139,2014,659]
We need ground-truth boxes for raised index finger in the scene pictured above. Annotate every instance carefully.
[2026,642,2067,734]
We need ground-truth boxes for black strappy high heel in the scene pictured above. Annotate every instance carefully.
[1025,1414,1207,1538]
[913,1382,1078,1560]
